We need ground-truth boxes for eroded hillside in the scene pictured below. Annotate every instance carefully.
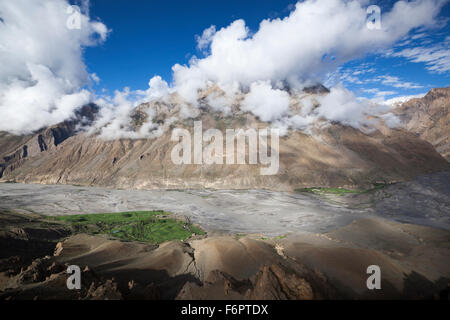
[0,88,448,191]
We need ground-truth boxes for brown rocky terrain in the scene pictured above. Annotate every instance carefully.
[394,87,450,160]
[0,104,98,180]
[0,169,448,300]
[0,211,448,300]
[0,88,448,191]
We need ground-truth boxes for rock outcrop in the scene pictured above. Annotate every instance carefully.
[394,87,450,160]
[0,104,99,179]
[1,213,448,300]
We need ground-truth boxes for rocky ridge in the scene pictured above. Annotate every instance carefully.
[0,88,448,191]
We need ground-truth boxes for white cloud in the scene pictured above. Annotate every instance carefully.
[271,85,400,133]
[102,0,440,137]
[383,93,427,105]
[90,73,101,84]
[376,75,423,89]
[341,73,364,84]
[171,0,444,105]
[0,0,108,134]
[88,77,177,140]
[136,75,172,102]
[204,92,232,114]
[241,81,290,122]
[391,45,450,73]
[315,85,389,129]
[88,88,159,140]
[1,0,445,138]
[196,25,216,51]
[364,88,398,99]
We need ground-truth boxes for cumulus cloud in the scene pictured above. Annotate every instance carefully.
[241,81,290,122]
[266,85,401,135]
[127,0,440,133]
[80,0,447,138]
[196,25,216,51]
[0,0,108,134]
[1,0,446,139]
[136,76,172,102]
[87,76,178,140]
[172,0,444,103]
[204,92,232,114]
[315,85,395,129]
[88,88,161,140]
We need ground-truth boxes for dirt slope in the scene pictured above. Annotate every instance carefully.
[394,87,450,160]
[1,213,448,300]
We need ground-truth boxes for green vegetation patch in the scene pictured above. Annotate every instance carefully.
[295,183,387,196]
[50,210,206,244]
[295,187,361,195]
[260,234,287,241]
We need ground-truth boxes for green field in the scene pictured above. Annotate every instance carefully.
[50,210,206,244]
[295,183,387,196]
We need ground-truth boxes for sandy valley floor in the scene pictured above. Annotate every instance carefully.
[0,171,449,299]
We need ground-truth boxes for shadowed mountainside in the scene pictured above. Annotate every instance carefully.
[0,211,448,300]
[394,87,450,160]
[0,88,448,191]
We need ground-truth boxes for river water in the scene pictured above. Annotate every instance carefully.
[0,171,448,235]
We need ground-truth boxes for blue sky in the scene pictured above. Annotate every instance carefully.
[1,0,449,134]
[84,0,297,91]
[83,0,449,100]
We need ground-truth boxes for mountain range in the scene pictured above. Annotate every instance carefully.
[0,86,448,191]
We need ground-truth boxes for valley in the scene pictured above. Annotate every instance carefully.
[0,171,449,299]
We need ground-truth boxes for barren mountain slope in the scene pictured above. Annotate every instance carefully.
[0,89,448,190]
[394,87,450,160]
[0,122,447,191]
[0,105,98,179]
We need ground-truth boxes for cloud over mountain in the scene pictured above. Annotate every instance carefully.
[0,0,107,134]
[172,0,445,101]
[0,0,447,137]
